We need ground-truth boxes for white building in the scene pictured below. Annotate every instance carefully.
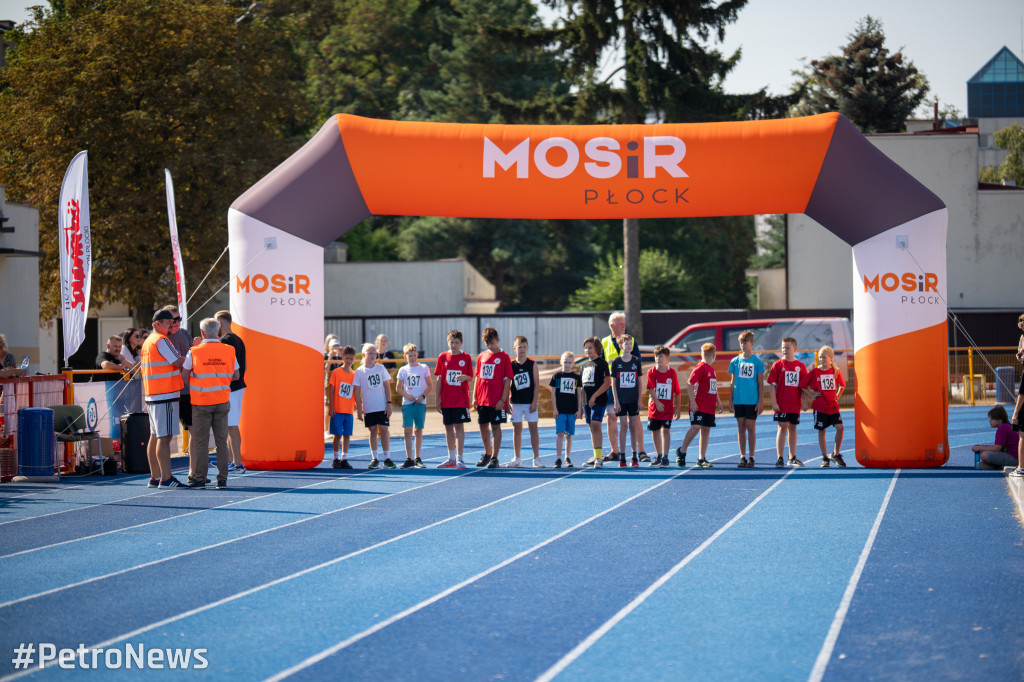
[787,129,1023,309]
[0,185,43,371]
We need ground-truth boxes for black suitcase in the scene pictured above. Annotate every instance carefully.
[120,413,150,474]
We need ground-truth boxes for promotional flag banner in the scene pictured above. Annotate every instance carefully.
[58,151,91,365]
[165,169,188,326]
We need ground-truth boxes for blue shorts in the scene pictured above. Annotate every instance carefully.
[402,402,427,429]
[584,403,606,423]
[555,413,576,435]
[330,412,353,436]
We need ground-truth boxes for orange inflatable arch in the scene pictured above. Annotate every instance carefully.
[229,113,948,469]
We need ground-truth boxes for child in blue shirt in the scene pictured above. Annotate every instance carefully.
[727,330,764,468]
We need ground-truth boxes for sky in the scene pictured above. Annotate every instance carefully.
[2,0,1022,117]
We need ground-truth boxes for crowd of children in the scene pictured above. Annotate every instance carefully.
[322,327,870,471]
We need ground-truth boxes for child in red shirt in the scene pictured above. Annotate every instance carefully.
[677,343,723,468]
[433,329,473,469]
[802,345,847,467]
[646,346,680,468]
[472,327,513,468]
[767,336,809,467]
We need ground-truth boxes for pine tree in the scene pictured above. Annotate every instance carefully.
[791,16,929,133]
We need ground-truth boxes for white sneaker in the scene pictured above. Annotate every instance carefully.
[504,458,523,468]
[594,459,603,468]
[532,458,546,468]
[583,456,597,466]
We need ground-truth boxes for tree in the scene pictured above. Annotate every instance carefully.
[567,249,698,311]
[979,124,1024,186]
[546,0,781,335]
[749,214,785,269]
[791,16,929,133]
[0,0,306,322]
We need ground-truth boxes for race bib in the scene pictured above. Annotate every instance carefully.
[581,366,595,385]
[513,371,531,390]
[447,369,462,386]
[656,382,671,400]
[708,378,718,395]
[784,370,799,387]
[819,374,836,392]
[738,362,755,379]
[619,371,636,389]
[337,383,353,400]
[560,377,576,393]
[481,363,496,380]
[406,374,421,390]
[367,373,382,387]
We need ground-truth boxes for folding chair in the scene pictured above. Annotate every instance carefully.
[52,404,112,475]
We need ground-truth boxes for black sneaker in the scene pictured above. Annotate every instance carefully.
[697,459,713,468]
[565,457,573,468]
[789,458,804,468]
[554,458,562,469]
[738,457,748,468]
[676,448,686,468]
[603,452,619,462]
[821,456,831,468]
[638,452,651,463]
[187,479,206,489]
[216,479,227,489]
[414,458,426,468]
[147,478,160,488]
[476,454,491,467]
[401,459,416,469]
[487,456,500,468]
[383,458,397,469]
[650,455,661,467]
[159,477,188,489]
[368,459,380,470]
[338,459,353,469]
[332,458,343,469]
[775,457,785,468]
[832,454,847,468]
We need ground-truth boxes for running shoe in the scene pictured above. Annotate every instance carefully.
[594,459,603,468]
[455,460,466,469]
[216,479,227,489]
[788,458,804,467]
[619,457,627,468]
[747,457,755,468]
[383,459,397,469]
[476,455,491,467]
[187,479,206,489]
[638,452,651,463]
[533,458,546,468]
[487,457,500,468]
[832,454,846,468]
[583,456,597,466]
[147,478,160,488]
[738,457,748,468]
[339,459,353,469]
[332,458,343,469]
[438,460,457,469]
[697,459,713,468]
[676,450,686,468]
[554,458,562,469]
[1010,467,1024,477]
[401,459,416,469]
[775,457,785,468]
[820,456,831,468]
[630,455,639,467]
[160,477,188,488]
[565,457,574,468]
[368,459,380,470]
[504,458,523,468]
[603,452,620,462]
[414,458,426,468]
[650,455,661,467]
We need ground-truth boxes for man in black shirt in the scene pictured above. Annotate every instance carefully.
[216,310,247,472]
[96,336,125,371]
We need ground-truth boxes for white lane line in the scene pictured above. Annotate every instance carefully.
[0,469,595,681]
[535,464,804,682]
[807,469,900,682]
[266,456,748,681]
[0,468,487,610]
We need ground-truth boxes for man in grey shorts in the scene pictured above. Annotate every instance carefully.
[141,309,187,488]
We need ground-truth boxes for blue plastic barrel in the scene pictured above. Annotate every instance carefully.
[995,367,1015,404]
[17,407,55,477]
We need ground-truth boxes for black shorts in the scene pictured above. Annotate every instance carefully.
[441,407,472,425]
[813,411,843,430]
[647,418,672,431]
[178,393,192,428]
[477,405,507,425]
[689,411,716,427]
[364,411,389,428]
[773,412,800,425]
[617,402,640,417]
[733,404,758,420]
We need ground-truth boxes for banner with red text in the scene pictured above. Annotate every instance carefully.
[59,151,91,365]
[165,169,188,326]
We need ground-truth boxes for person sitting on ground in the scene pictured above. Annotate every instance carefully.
[974,405,1020,470]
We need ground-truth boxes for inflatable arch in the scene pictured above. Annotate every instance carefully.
[229,112,948,469]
